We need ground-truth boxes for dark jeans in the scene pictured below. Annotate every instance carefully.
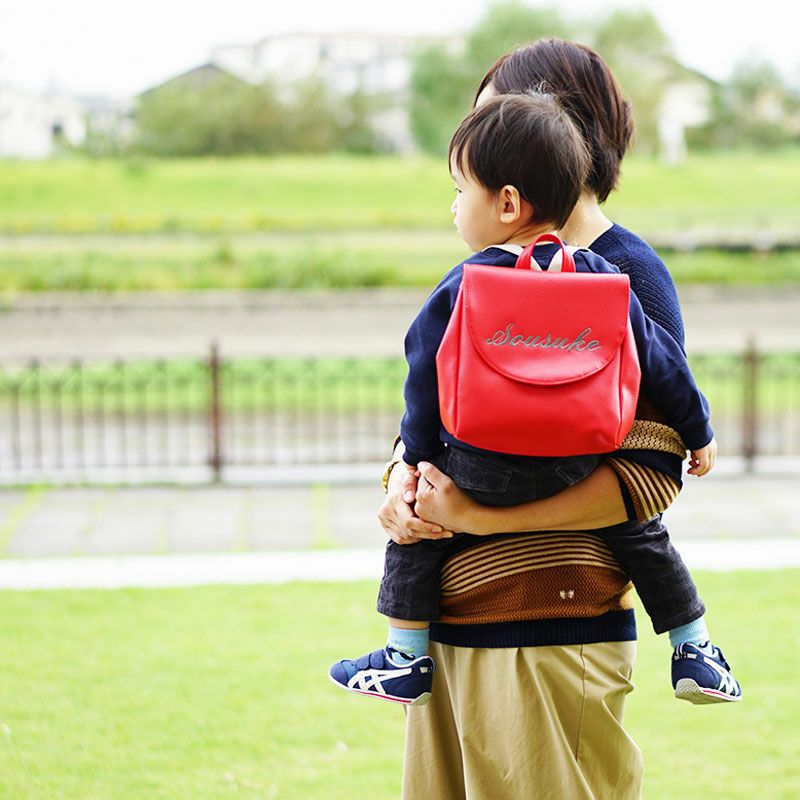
[376,444,705,634]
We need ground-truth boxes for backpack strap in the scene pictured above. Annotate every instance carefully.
[516,234,581,273]
[547,244,582,273]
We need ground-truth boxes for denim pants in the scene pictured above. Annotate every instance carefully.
[377,444,598,621]
[376,444,705,632]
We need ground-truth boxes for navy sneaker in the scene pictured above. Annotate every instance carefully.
[672,642,742,704]
[329,647,434,706]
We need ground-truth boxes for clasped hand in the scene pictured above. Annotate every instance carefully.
[378,461,471,544]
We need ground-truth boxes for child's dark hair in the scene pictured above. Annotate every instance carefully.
[475,38,634,203]
[448,92,589,229]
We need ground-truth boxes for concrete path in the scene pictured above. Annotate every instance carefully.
[2,285,798,363]
[1,469,797,562]
[0,467,797,588]
[1,538,798,590]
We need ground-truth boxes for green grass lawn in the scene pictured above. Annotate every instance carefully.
[2,151,799,234]
[604,150,800,234]
[1,151,799,291]
[1,353,795,419]
[2,233,800,292]
[0,156,450,234]
[1,570,798,799]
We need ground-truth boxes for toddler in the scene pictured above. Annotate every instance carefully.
[329,93,741,707]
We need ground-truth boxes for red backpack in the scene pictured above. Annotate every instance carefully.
[435,233,641,456]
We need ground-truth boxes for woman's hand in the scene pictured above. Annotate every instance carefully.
[378,460,454,545]
[415,461,630,534]
[414,462,490,535]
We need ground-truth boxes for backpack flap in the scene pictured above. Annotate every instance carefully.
[462,265,631,385]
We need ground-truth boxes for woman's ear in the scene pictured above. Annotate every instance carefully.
[497,184,533,224]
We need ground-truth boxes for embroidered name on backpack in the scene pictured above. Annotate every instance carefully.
[485,324,601,352]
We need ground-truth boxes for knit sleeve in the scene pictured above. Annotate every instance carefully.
[606,456,682,521]
[598,236,685,349]
[617,253,684,348]
[625,295,713,450]
[578,250,712,450]
[400,265,464,465]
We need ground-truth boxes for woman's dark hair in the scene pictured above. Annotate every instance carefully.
[475,38,634,203]
[449,92,589,229]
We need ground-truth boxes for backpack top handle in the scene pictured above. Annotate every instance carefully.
[515,233,576,273]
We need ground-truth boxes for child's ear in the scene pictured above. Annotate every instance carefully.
[497,185,527,224]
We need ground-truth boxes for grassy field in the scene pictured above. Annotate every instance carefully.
[2,151,799,292]
[2,152,800,234]
[2,353,797,418]
[2,233,800,292]
[0,157,450,234]
[0,570,798,799]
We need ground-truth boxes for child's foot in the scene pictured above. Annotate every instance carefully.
[672,642,742,704]
[329,646,434,706]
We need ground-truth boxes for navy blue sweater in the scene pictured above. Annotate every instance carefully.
[400,243,712,465]
[591,224,686,483]
[592,223,685,348]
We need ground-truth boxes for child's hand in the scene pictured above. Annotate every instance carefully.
[687,438,717,477]
[401,462,420,500]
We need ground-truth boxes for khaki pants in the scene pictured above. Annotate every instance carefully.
[403,640,642,800]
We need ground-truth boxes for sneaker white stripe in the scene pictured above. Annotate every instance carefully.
[701,656,739,695]
[348,667,412,694]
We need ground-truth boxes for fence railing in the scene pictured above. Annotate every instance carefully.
[0,343,798,482]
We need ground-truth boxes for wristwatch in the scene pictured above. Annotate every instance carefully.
[380,458,401,493]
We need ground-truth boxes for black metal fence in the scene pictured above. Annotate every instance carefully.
[0,343,798,482]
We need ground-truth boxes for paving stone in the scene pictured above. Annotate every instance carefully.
[0,471,797,559]
[0,493,26,518]
[7,502,95,557]
[168,488,245,553]
[328,485,387,548]
[666,475,800,542]
[249,487,314,550]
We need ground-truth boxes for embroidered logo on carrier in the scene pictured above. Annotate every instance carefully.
[485,323,601,352]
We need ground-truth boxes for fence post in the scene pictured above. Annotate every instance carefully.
[742,336,758,473]
[209,341,224,483]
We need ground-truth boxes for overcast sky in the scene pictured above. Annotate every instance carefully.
[1,0,798,98]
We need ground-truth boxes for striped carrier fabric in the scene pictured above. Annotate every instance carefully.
[437,532,634,626]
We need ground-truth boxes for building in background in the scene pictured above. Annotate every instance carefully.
[657,65,717,164]
[0,85,86,158]
[138,63,251,99]
[80,93,135,154]
[211,31,463,153]
[5,31,767,160]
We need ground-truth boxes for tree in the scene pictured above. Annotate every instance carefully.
[690,59,798,149]
[408,44,474,155]
[283,78,382,153]
[466,2,567,76]
[592,9,674,154]
[133,70,380,157]
[409,1,569,155]
[134,73,287,156]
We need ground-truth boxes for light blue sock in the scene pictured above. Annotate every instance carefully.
[337,626,431,681]
[668,616,712,652]
[387,625,430,664]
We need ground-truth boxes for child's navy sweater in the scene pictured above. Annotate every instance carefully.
[400,243,713,466]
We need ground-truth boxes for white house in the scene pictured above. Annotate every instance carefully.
[81,93,135,147]
[658,75,715,164]
[212,31,447,95]
[0,85,86,159]
[211,31,463,153]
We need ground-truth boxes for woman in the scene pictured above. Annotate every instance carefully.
[383,38,704,800]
